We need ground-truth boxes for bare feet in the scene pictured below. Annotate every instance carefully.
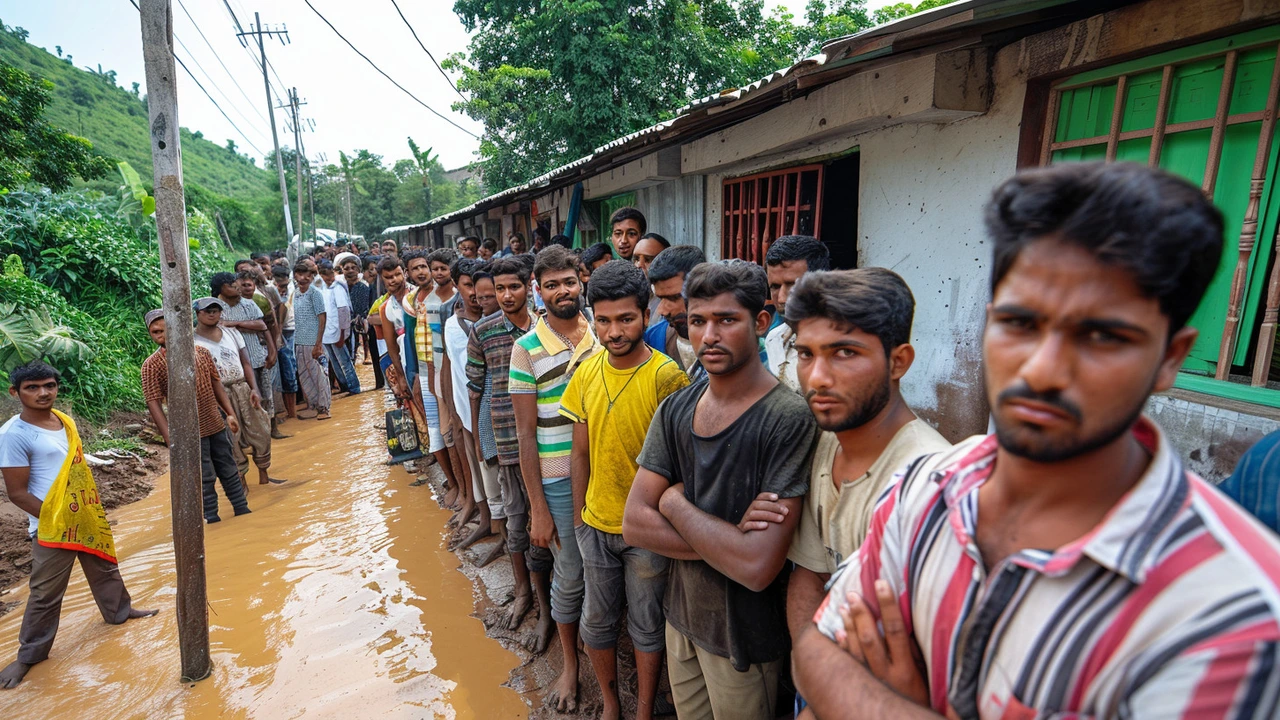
[524,609,555,654]
[548,662,580,713]
[502,591,533,630]
[442,484,460,509]
[315,412,331,420]
[270,428,292,440]
[0,660,32,689]
[260,477,288,485]
[450,502,478,530]
[475,538,505,568]
[128,608,160,620]
[453,522,491,551]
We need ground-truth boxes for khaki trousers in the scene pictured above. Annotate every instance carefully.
[226,379,271,476]
[18,539,133,664]
[666,622,783,720]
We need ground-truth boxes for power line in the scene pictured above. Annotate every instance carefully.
[171,30,269,144]
[301,0,478,139]
[221,0,287,105]
[388,0,465,100]
[126,0,266,157]
[174,0,268,125]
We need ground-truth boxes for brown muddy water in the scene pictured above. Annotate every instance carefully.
[0,385,529,719]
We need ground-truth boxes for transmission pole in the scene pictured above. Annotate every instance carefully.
[280,88,308,243]
[138,0,211,683]
[237,13,292,246]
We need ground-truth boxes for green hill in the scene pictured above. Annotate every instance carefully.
[0,24,284,250]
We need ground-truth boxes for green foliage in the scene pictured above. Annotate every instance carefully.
[0,191,235,420]
[873,0,957,24]
[447,0,875,190]
[0,22,285,251]
[0,61,112,192]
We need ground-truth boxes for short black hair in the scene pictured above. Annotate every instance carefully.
[533,226,550,241]
[361,254,377,270]
[210,271,238,297]
[251,252,269,262]
[647,245,706,284]
[481,238,498,251]
[292,261,314,276]
[378,256,403,274]
[402,250,428,267]
[316,259,334,272]
[8,360,60,390]
[609,207,647,234]
[233,258,254,270]
[580,242,613,267]
[684,259,768,316]
[514,252,537,278]
[457,236,480,248]
[451,258,487,284]
[472,270,494,286]
[587,260,649,310]
[766,235,830,272]
[428,248,458,267]
[235,269,259,285]
[533,244,580,281]
[986,162,1224,332]
[490,257,528,285]
[786,269,915,356]
[271,265,290,280]
[640,232,670,249]
[550,234,573,249]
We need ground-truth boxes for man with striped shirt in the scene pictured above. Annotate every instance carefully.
[794,162,1280,719]
[510,246,600,707]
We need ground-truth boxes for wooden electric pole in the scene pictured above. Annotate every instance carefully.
[237,13,292,246]
[138,0,212,684]
[279,88,308,243]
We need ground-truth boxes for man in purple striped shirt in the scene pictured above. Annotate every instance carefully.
[794,162,1280,719]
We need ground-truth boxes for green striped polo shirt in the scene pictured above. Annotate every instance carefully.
[508,314,599,483]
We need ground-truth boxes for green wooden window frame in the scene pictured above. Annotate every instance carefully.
[1044,25,1280,410]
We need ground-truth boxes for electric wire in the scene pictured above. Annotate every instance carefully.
[126,0,267,158]
[221,0,288,106]
[301,0,479,138]
[174,0,268,124]
[171,29,270,144]
[387,0,466,100]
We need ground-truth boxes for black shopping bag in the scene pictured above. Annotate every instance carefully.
[385,408,426,465]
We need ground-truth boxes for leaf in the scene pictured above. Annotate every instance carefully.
[0,303,40,372]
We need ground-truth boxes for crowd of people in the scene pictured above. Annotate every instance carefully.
[4,161,1280,718]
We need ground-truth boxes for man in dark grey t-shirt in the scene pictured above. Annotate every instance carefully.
[625,260,818,720]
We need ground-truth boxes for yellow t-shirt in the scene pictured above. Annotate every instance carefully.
[559,349,690,533]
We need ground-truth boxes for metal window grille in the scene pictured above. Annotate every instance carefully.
[1041,41,1280,387]
[721,165,824,263]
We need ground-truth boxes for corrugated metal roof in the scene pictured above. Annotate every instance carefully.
[389,0,1096,236]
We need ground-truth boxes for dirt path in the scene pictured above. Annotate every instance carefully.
[0,384,532,718]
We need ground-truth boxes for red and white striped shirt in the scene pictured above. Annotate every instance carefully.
[814,418,1280,718]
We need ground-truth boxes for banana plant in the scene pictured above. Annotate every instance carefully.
[0,302,94,374]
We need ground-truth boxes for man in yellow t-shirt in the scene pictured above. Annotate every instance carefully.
[559,261,689,720]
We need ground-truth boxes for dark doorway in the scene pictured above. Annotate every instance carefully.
[820,150,859,270]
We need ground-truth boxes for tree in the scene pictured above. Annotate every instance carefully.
[873,0,957,24]
[225,139,237,155]
[447,1,873,189]
[0,62,112,192]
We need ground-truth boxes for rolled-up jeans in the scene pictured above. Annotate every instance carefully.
[275,330,298,394]
[543,477,584,625]
[325,341,361,394]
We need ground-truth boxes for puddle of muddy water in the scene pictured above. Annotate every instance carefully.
[0,381,529,719]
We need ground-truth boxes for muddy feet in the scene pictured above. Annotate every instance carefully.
[127,607,159,620]
[522,609,555,654]
[442,484,460,509]
[450,502,478,530]
[501,591,533,630]
[475,538,505,567]
[454,520,493,552]
[0,660,32,689]
[547,662,579,713]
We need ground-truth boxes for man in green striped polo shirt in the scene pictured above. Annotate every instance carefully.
[509,245,600,710]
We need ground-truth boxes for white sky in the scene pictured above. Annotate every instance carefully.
[0,0,898,172]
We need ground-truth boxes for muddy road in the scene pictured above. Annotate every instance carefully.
[0,385,529,719]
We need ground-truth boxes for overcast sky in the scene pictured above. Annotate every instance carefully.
[1,0,898,172]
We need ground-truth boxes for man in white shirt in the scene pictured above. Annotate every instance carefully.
[318,259,361,395]
[764,235,830,393]
[0,362,157,689]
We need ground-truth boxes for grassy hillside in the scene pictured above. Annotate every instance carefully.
[0,24,284,250]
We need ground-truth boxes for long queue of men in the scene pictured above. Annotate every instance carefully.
[5,160,1280,717]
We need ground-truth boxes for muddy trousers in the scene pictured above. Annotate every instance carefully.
[17,539,133,664]
[202,428,250,522]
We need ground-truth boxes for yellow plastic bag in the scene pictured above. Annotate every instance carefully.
[36,409,117,563]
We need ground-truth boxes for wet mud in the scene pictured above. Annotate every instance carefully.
[0,383,530,719]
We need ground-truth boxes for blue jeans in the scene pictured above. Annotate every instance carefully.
[325,341,361,394]
[275,330,298,394]
[544,477,584,625]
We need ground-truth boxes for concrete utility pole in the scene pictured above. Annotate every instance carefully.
[237,13,292,246]
[138,0,211,684]
[280,88,308,243]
